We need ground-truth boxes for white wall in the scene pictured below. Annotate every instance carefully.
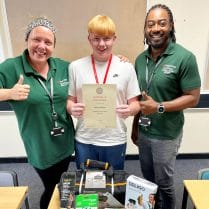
[0,112,26,157]
[0,108,209,157]
[180,109,209,153]
[0,0,209,157]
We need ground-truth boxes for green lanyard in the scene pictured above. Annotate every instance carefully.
[145,57,163,93]
[38,77,58,127]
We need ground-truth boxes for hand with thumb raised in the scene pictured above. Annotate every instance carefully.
[10,75,30,100]
[17,74,24,85]
[140,91,157,115]
[142,91,152,101]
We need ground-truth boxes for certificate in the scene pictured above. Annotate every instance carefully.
[82,84,116,128]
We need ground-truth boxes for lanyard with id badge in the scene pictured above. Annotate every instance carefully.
[38,77,64,136]
[138,57,163,128]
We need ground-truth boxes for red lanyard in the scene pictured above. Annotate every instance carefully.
[91,54,112,84]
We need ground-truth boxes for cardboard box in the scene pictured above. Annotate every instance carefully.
[98,192,124,208]
[125,175,158,209]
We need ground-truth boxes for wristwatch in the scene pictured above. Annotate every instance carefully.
[157,103,165,113]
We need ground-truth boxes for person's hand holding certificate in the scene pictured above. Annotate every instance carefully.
[82,84,116,128]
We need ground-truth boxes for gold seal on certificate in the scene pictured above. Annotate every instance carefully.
[82,84,116,128]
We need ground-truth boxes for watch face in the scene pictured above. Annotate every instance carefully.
[158,104,164,113]
[159,106,164,113]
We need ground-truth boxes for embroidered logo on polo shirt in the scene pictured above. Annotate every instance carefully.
[162,64,176,74]
[59,79,69,86]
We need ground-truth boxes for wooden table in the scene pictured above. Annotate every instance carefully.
[181,180,209,209]
[48,185,126,209]
[48,185,60,209]
[0,186,28,209]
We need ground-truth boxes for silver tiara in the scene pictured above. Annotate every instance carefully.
[25,17,56,40]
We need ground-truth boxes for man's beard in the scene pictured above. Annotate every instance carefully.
[145,33,170,49]
[146,37,167,49]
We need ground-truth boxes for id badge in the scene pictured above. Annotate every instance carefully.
[138,116,151,127]
[50,127,64,136]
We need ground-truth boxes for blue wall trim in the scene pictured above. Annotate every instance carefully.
[0,153,209,163]
[196,94,209,108]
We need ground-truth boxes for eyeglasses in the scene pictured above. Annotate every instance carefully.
[146,19,169,29]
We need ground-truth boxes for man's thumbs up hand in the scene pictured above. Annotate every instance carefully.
[140,91,158,115]
[142,91,152,101]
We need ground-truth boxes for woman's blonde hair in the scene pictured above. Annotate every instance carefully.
[88,15,116,36]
